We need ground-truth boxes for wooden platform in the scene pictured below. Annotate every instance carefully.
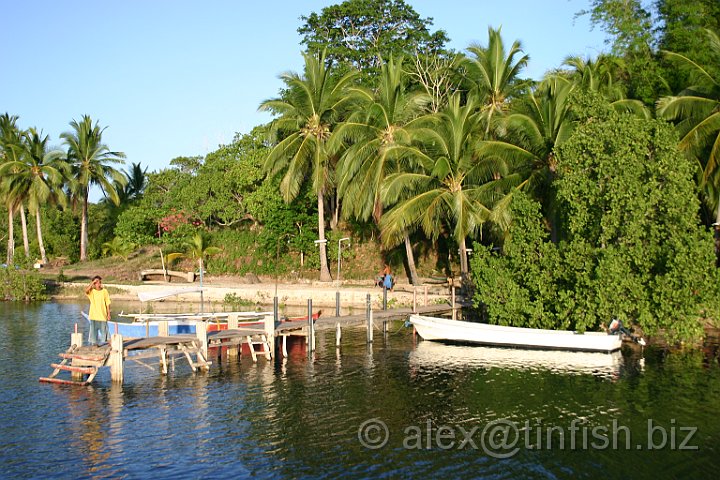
[40,302,457,386]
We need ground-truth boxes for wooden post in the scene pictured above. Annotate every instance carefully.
[264,311,275,359]
[424,285,428,306]
[335,322,341,348]
[158,321,169,337]
[383,286,387,310]
[109,333,124,384]
[413,287,417,313]
[70,327,84,382]
[335,291,340,317]
[366,294,373,344]
[228,313,239,359]
[452,285,456,320]
[307,299,315,354]
[196,321,208,360]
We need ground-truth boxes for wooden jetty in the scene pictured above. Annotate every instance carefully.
[40,294,459,386]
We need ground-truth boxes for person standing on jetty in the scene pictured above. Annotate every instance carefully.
[85,275,111,346]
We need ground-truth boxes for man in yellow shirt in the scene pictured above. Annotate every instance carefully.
[85,275,111,346]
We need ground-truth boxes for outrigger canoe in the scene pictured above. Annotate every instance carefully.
[83,311,272,337]
[408,314,623,353]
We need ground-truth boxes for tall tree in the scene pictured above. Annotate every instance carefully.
[561,54,649,116]
[657,29,720,226]
[259,50,359,281]
[0,128,68,264]
[298,0,449,82]
[334,56,427,284]
[461,26,530,136]
[656,0,720,93]
[61,115,126,261]
[476,76,576,241]
[0,113,23,264]
[380,94,513,278]
[578,0,665,103]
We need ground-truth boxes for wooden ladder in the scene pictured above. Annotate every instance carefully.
[177,341,211,372]
[246,334,272,362]
[39,345,109,386]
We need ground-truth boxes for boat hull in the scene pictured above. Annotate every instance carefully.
[409,314,621,353]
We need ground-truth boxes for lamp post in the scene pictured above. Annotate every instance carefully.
[337,237,350,284]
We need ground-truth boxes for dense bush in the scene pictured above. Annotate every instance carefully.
[0,268,46,301]
[471,94,720,342]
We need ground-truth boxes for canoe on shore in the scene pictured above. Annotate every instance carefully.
[408,314,622,353]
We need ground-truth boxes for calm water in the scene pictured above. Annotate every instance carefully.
[1,302,719,479]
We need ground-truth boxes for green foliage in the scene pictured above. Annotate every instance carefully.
[101,236,136,259]
[471,192,561,329]
[223,292,255,310]
[40,207,79,262]
[472,93,720,342]
[0,267,46,301]
[298,0,449,81]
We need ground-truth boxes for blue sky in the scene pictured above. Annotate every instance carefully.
[1,1,608,185]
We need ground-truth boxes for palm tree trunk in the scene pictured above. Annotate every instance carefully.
[459,237,469,277]
[80,191,89,261]
[35,209,47,264]
[6,207,14,265]
[19,203,30,258]
[403,233,419,285]
[317,188,332,282]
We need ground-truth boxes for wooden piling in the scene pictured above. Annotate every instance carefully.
[110,333,124,383]
[452,285,456,320]
[228,313,239,359]
[366,294,373,343]
[264,311,275,358]
[196,321,208,360]
[307,299,315,354]
[424,285,428,306]
[413,287,417,313]
[158,320,169,337]
[70,327,84,382]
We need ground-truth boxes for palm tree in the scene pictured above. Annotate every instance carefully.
[476,76,576,241]
[259,50,359,281]
[657,29,720,225]
[0,113,23,264]
[61,115,126,261]
[167,233,221,313]
[561,55,649,117]
[0,128,68,264]
[380,94,515,278]
[461,26,530,137]
[334,57,428,284]
[121,161,148,202]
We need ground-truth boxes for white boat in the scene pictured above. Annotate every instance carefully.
[408,314,622,353]
[408,341,624,378]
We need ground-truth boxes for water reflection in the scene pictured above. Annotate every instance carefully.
[408,340,629,379]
